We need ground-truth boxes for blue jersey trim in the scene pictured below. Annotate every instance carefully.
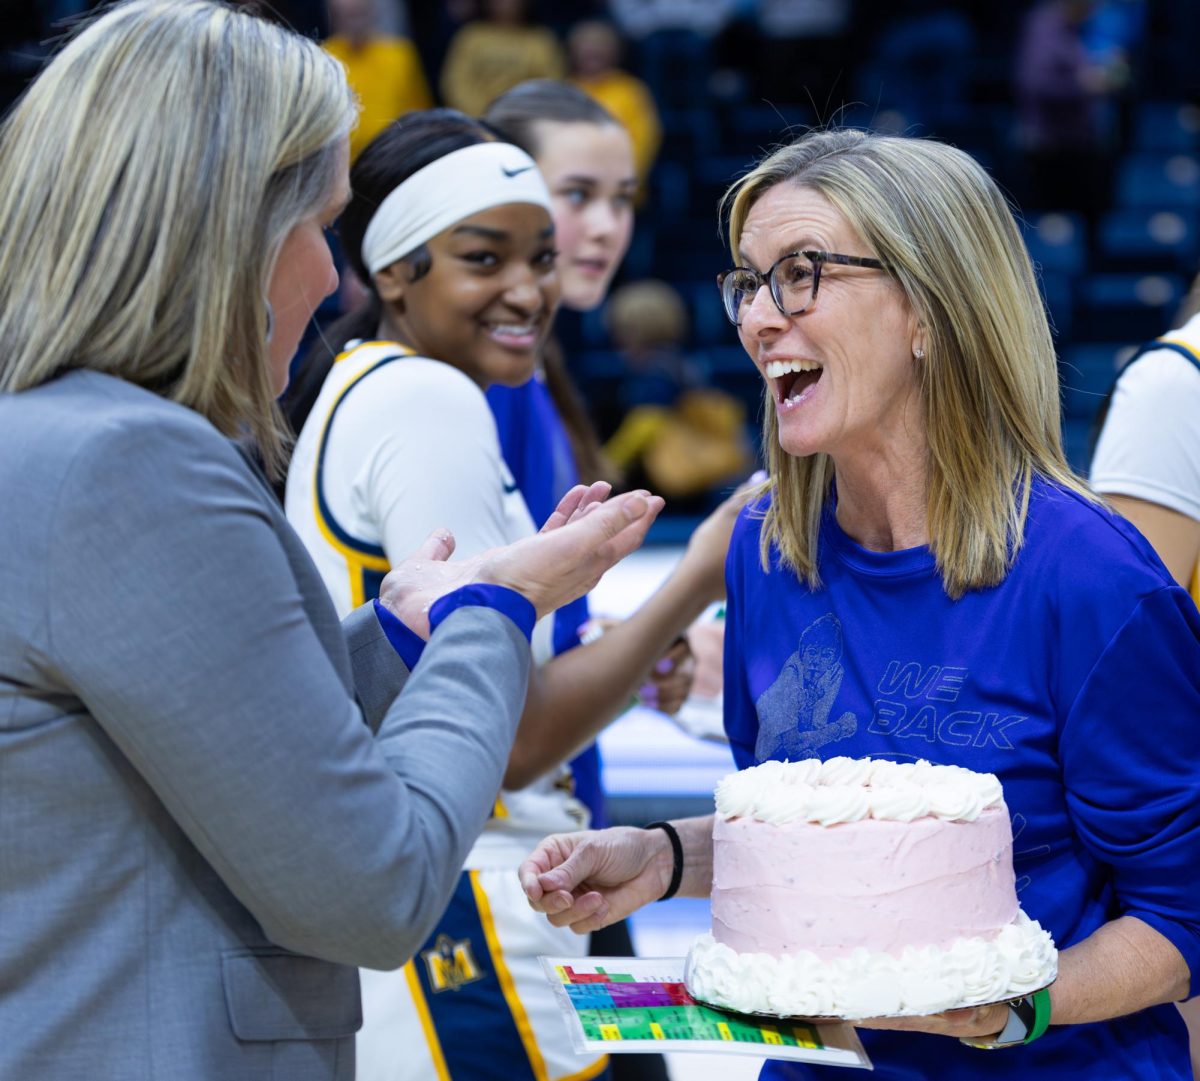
[313,351,412,561]
[1119,338,1200,378]
[408,873,538,1080]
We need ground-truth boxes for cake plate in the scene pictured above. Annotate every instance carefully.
[689,978,1056,1024]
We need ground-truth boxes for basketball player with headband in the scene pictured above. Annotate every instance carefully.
[286,110,731,1081]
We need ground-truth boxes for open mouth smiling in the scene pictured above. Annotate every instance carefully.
[765,358,823,409]
[485,322,540,349]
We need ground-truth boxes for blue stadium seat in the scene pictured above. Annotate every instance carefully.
[651,218,729,283]
[1023,212,1087,277]
[575,349,624,381]
[722,103,812,155]
[658,108,717,169]
[1115,153,1200,210]
[635,29,712,112]
[1095,208,1199,275]
[1132,102,1200,153]
[1058,342,1134,420]
[647,160,691,222]
[680,280,737,351]
[707,345,753,375]
[692,155,757,220]
[620,225,655,280]
[1074,273,1184,343]
[577,305,610,350]
[1060,418,1094,474]
[1038,272,1074,342]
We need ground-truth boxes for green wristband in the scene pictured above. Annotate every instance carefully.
[1025,986,1052,1044]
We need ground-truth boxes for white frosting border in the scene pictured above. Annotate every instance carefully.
[714,757,1005,826]
[685,911,1057,1020]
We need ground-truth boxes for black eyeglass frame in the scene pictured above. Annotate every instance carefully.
[716,249,889,326]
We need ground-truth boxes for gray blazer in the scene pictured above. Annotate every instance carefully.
[0,372,531,1080]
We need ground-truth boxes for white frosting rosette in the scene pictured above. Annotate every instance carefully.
[714,756,1006,825]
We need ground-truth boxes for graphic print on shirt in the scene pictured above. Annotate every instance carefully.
[868,660,1028,751]
[755,613,859,760]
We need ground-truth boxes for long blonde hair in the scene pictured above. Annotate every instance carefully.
[0,0,354,476]
[723,129,1093,598]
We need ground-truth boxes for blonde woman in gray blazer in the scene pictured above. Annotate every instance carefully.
[0,4,661,1080]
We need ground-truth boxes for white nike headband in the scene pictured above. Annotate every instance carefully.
[360,142,553,275]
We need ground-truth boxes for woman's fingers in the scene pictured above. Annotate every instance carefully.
[481,491,664,618]
[545,889,608,931]
[540,484,589,533]
[519,834,590,909]
[540,481,613,533]
[409,528,456,563]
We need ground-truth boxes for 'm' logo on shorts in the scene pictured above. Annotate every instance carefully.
[423,934,485,993]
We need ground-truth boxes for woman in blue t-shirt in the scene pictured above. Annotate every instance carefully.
[520,129,1200,1079]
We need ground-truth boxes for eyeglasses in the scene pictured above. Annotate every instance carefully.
[717,250,888,327]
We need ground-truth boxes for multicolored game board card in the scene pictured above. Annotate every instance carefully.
[540,957,872,1069]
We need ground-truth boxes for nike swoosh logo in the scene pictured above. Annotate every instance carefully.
[502,480,520,494]
[501,165,534,178]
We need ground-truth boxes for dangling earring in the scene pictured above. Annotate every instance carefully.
[913,346,925,360]
[265,301,275,343]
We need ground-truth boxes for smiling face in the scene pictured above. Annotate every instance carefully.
[736,183,924,465]
[531,120,635,311]
[265,138,350,396]
[376,201,560,388]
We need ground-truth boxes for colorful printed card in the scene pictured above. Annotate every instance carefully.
[541,957,872,1069]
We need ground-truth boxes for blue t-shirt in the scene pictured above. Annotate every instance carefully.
[723,478,1200,1080]
[487,376,605,827]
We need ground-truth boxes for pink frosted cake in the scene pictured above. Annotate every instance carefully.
[684,758,1056,1018]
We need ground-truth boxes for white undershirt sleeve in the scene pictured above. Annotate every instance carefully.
[1090,348,1200,523]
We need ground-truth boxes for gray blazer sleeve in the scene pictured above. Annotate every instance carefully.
[342,603,411,734]
[47,416,529,969]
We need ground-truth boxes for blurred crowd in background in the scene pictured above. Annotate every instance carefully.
[4,0,1199,522]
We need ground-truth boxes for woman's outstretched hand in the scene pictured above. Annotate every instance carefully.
[519,827,674,934]
[378,484,664,637]
[639,637,695,715]
[675,471,768,602]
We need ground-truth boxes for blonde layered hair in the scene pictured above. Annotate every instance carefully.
[0,0,354,476]
[723,129,1093,598]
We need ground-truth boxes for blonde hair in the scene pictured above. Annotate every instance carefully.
[722,129,1093,598]
[0,0,354,477]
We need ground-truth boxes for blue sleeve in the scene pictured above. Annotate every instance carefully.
[373,585,536,669]
[372,599,426,669]
[1060,585,1200,996]
[552,593,590,656]
[486,383,525,486]
[722,513,759,770]
[430,585,536,641]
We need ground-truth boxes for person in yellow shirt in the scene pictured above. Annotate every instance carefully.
[567,19,661,186]
[440,0,566,119]
[323,0,432,161]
